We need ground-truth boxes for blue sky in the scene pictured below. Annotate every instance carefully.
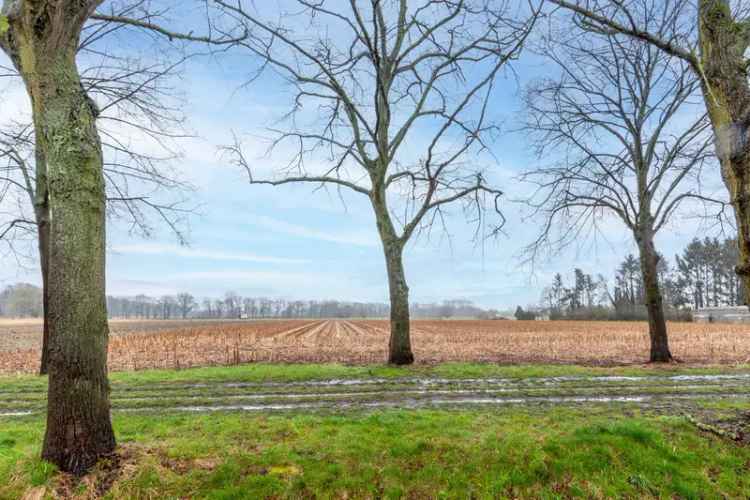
[0,2,724,310]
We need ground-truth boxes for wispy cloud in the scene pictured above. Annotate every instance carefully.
[170,269,382,300]
[107,278,180,297]
[249,215,378,247]
[111,242,307,265]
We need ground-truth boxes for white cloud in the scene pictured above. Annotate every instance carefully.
[0,83,31,126]
[111,242,306,265]
[248,214,378,247]
[169,269,382,300]
[107,278,180,297]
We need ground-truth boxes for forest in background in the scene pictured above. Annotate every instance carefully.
[2,237,741,322]
[535,237,744,321]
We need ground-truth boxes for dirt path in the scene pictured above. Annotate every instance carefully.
[3,373,749,417]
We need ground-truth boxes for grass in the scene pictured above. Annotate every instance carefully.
[1,362,749,498]
[1,406,749,499]
[3,361,750,392]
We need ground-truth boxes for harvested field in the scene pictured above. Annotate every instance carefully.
[1,318,749,374]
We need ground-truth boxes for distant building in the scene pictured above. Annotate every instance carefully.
[694,307,750,324]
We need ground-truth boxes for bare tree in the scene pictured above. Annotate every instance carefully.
[218,0,539,364]
[0,0,251,375]
[0,0,243,475]
[177,292,196,319]
[0,48,193,375]
[521,22,719,361]
[544,0,750,305]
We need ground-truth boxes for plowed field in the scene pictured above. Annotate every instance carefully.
[1,318,749,374]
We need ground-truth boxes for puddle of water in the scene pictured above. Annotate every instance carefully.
[118,391,750,414]
[669,374,750,382]
[0,410,32,417]
[109,383,750,406]
[425,395,649,405]
[158,373,750,392]
[165,394,650,412]
[7,373,750,402]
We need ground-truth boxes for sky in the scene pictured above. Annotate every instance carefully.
[0,1,726,310]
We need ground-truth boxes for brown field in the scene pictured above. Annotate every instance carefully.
[0,318,749,374]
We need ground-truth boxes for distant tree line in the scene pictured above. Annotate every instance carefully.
[0,283,43,318]
[613,237,744,312]
[673,238,744,309]
[0,284,497,320]
[534,237,744,321]
[104,294,497,320]
[514,306,538,321]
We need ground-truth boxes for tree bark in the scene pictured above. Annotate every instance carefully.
[39,49,115,477]
[36,202,50,375]
[636,228,672,362]
[699,0,750,305]
[371,190,415,365]
[35,147,50,376]
[384,242,414,365]
[1,0,115,475]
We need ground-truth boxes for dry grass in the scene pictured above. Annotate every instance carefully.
[1,318,749,374]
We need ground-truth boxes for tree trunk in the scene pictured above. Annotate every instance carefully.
[2,0,116,475]
[371,191,415,365]
[39,52,115,477]
[384,242,414,365]
[37,204,50,375]
[699,0,750,305]
[637,229,672,362]
[35,147,51,376]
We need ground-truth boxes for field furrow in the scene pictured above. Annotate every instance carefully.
[2,318,750,374]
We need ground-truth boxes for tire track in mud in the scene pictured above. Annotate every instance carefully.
[3,373,750,417]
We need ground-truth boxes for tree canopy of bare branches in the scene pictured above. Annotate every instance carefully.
[522,17,720,361]
[544,0,750,306]
[218,0,539,364]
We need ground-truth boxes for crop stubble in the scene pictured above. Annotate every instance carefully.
[0,319,748,374]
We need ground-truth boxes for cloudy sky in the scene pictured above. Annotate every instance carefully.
[0,2,724,309]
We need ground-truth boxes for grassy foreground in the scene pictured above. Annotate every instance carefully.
[3,360,750,390]
[1,362,749,499]
[3,408,750,499]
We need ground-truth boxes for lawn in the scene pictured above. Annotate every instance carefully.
[1,362,749,499]
[3,407,750,498]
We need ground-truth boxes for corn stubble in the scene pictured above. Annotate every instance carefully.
[0,319,748,374]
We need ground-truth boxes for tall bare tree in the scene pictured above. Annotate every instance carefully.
[218,0,538,364]
[0,50,193,374]
[1,0,123,474]
[521,23,719,361]
[0,0,242,474]
[545,0,750,306]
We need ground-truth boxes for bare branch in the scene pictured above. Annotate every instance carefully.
[218,0,539,245]
[547,0,699,71]
[521,13,717,261]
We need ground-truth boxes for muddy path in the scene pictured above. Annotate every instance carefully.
[2,372,749,417]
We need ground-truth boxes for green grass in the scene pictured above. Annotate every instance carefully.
[3,361,749,392]
[1,407,749,499]
[2,362,749,498]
